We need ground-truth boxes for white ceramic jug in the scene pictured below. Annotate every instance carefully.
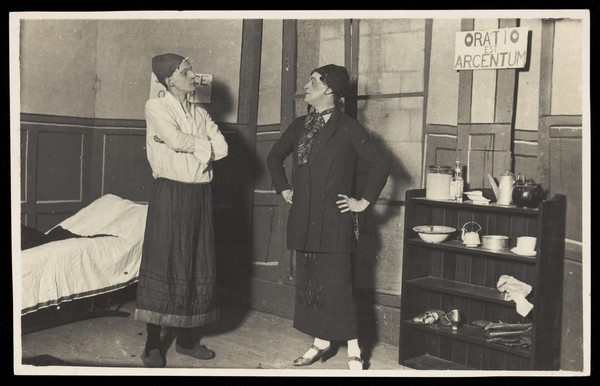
[488,171,515,205]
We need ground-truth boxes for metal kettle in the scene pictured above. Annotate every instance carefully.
[488,171,515,206]
[512,173,543,208]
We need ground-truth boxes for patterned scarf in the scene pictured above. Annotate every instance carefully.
[297,107,335,166]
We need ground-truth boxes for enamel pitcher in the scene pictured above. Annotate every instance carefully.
[488,171,515,206]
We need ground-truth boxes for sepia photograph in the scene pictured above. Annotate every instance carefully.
[10,10,590,376]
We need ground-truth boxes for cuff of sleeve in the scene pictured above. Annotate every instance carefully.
[193,140,212,164]
[361,190,379,204]
[275,184,291,194]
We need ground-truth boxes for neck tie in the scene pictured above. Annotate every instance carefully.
[297,107,334,166]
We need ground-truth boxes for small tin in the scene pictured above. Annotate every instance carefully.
[481,235,509,251]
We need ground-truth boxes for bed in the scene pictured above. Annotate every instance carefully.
[20,194,148,333]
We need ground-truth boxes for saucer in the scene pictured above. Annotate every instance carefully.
[511,247,536,256]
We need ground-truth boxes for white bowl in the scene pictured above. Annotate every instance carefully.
[413,225,456,243]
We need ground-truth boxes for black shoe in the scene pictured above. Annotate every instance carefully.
[292,345,332,366]
[141,348,166,368]
[175,342,216,360]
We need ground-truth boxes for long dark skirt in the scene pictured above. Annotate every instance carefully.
[135,177,217,328]
[293,252,358,341]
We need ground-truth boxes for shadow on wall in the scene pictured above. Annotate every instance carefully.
[200,78,258,335]
[201,78,236,124]
[353,131,413,354]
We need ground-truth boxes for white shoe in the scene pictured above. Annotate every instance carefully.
[348,356,364,370]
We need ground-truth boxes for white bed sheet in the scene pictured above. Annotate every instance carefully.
[21,194,148,315]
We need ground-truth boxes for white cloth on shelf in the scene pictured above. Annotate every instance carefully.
[496,275,534,317]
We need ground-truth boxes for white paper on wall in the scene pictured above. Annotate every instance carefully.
[149,72,212,103]
[188,74,213,104]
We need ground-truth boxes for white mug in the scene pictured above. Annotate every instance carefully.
[516,236,536,252]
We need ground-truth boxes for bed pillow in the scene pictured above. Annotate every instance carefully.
[54,194,147,239]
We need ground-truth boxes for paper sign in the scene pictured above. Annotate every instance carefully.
[454,27,529,70]
[188,74,213,104]
[149,72,213,103]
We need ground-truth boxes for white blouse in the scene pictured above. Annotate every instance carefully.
[144,92,228,183]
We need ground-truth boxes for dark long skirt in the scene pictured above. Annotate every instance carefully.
[293,252,358,341]
[135,177,217,328]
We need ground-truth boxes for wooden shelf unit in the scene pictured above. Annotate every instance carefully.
[398,189,566,370]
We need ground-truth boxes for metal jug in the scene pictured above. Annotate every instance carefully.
[461,221,481,247]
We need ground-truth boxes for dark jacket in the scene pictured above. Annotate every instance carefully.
[267,108,390,253]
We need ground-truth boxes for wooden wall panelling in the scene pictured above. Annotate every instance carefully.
[278,19,298,288]
[536,17,583,370]
[495,19,519,124]
[248,19,300,317]
[21,119,94,231]
[35,128,84,203]
[513,129,538,184]
[235,18,261,246]
[281,20,297,132]
[538,116,582,241]
[89,129,105,202]
[253,130,293,287]
[345,19,359,119]
[561,258,584,370]
[20,129,28,204]
[457,19,474,125]
[538,20,554,118]
[537,17,583,243]
[21,127,30,226]
[252,190,285,283]
[421,18,433,140]
[248,20,299,318]
[495,68,517,123]
[458,123,513,189]
[97,128,153,203]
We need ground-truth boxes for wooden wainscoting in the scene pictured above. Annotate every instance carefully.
[20,114,153,232]
[20,116,95,231]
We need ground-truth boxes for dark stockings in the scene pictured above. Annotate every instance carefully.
[175,327,196,349]
[145,323,162,354]
[145,324,196,352]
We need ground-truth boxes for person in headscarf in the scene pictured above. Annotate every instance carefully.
[135,53,228,368]
[267,64,390,370]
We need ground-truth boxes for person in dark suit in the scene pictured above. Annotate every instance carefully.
[267,64,390,370]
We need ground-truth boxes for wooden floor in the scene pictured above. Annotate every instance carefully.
[18,298,412,375]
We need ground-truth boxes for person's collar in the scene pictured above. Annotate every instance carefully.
[164,91,190,113]
[314,105,335,115]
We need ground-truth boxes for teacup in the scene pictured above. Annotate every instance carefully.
[516,236,536,253]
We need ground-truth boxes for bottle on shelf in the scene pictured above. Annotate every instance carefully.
[451,159,464,203]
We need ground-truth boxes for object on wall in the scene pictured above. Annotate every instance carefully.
[454,27,530,70]
[149,72,213,103]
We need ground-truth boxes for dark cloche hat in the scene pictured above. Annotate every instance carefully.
[152,53,185,87]
[311,64,350,97]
